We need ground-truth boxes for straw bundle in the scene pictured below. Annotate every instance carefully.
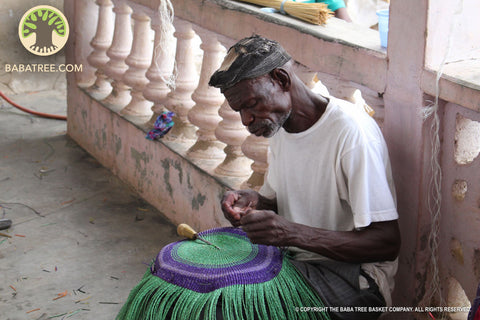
[237,0,333,25]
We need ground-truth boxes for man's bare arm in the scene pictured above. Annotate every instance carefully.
[240,211,400,263]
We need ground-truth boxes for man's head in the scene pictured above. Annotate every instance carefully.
[209,35,293,138]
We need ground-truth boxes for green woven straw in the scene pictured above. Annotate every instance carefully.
[117,227,331,320]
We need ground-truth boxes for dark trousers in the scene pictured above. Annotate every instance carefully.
[290,259,386,320]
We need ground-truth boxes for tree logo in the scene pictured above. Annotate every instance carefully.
[18,5,69,56]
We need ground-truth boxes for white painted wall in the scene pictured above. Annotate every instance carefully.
[426,0,480,69]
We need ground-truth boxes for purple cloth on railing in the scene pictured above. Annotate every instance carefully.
[151,227,283,293]
[146,111,175,140]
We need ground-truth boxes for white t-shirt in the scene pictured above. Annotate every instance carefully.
[259,96,399,306]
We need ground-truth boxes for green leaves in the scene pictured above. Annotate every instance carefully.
[21,8,66,38]
[24,22,37,30]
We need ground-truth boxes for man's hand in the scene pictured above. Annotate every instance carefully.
[221,190,258,227]
[240,210,293,246]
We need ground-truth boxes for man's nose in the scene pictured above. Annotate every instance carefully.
[240,109,254,126]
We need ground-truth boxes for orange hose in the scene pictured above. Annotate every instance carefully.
[0,90,67,121]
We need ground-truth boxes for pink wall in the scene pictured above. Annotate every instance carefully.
[383,0,431,309]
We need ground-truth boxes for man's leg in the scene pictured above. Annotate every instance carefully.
[290,259,385,320]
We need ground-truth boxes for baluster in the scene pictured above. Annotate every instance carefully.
[295,66,317,89]
[144,12,176,126]
[102,1,133,111]
[240,135,269,190]
[186,31,226,160]
[162,21,198,143]
[86,0,114,100]
[74,0,98,87]
[295,67,329,95]
[214,100,252,177]
[120,12,154,116]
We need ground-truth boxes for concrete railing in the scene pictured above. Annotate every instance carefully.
[69,0,386,191]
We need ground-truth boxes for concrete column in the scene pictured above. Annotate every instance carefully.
[240,135,269,191]
[144,12,176,126]
[382,0,431,311]
[86,0,114,100]
[102,0,133,111]
[162,20,198,144]
[74,0,98,86]
[120,12,153,116]
[214,100,252,177]
[186,31,225,161]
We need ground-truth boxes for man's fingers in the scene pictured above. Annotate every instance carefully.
[221,192,241,218]
[230,212,241,221]
[221,192,237,208]
[231,220,241,227]
[222,208,241,225]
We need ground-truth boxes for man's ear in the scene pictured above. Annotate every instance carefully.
[270,68,291,91]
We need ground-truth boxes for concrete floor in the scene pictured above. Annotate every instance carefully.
[0,90,178,320]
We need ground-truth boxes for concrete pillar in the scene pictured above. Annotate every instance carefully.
[186,31,225,161]
[86,0,114,100]
[382,0,431,310]
[214,100,252,178]
[162,20,198,144]
[144,11,176,126]
[74,0,98,86]
[102,0,133,110]
[120,12,153,116]
[240,135,269,191]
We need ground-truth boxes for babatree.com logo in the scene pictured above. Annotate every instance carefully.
[18,5,69,56]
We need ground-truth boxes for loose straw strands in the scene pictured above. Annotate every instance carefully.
[237,0,333,25]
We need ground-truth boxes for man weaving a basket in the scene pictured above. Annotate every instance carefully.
[117,35,400,320]
[210,35,401,320]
